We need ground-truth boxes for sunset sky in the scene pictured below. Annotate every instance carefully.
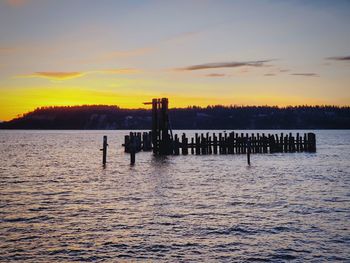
[0,0,349,121]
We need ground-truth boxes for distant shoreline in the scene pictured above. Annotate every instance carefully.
[1,105,349,129]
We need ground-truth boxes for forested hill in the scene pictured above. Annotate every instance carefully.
[1,105,350,129]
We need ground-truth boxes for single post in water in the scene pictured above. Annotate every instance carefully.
[101,135,108,166]
[130,134,136,165]
[247,138,251,166]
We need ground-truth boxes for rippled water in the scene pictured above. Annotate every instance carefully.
[0,130,349,262]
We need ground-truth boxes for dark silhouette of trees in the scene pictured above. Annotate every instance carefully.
[1,104,349,129]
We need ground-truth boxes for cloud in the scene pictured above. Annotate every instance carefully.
[6,0,28,7]
[176,60,273,71]
[326,56,350,61]
[205,73,226,77]
[290,73,319,77]
[15,68,141,81]
[18,72,85,80]
[264,73,276,76]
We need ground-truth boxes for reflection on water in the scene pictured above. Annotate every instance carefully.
[0,130,349,261]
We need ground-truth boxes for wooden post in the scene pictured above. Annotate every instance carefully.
[241,133,246,154]
[280,133,284,152]
[195,133,200,155]
[247,138,251,166]
[269,134,274,153]
[303,133,308,152]
[206,132,210,154]
[130,147,136,165]
[182,133,188,155]
[256,133,260,153]
[130,133,136,164]
[208,136,212,154]
[200,133,206,154]
[223,132,227,154]
[308,133,316,152]
[235,133,239,154]
[191,137,194,155]
[213,133,218,154]
[174,134,180,155]
[251,133,255,154]
[262,133,267,153]
[101,135,108,165]
[152,99,158,154]
[218,133,223,154]
[284,135,288,152]
[296,133,300,152]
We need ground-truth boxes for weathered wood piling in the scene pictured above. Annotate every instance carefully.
[123,130,316,155]
[120,98,317,162]
[101,135,108,165]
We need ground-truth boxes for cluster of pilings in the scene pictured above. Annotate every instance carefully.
[123,131,316,155]
[99,98,318,166]
[123,131,152,153]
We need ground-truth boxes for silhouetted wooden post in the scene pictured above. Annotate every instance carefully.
[101,135,108,165]
[195,133,200,155]
[152,99,158,154]
[213,133,218,154]
[303,133,308,152]
[296,133,300,152]
[208,136,212,154]
[223,133,227,154]
[247,138,251,165]
[174,134,180,155]
[228,132,233,154]
[191,137,194,154]
[308,133,316,152]
[262,133,267,153]
[235,133,239,154]
[201,134,206,155]
[218,133,223,154]
[251,133,255,154]
[279,133,283,152]
[130,133,136,165]
[268,134,274,153]
[256,133,260,153]
[290,133,296,152]
[284,135,288,152]
[182,133,188,155]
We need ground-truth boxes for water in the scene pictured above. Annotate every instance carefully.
[0,130,349,262]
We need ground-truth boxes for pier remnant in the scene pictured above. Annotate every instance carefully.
[101,135,108,166]
[121,98,317,158]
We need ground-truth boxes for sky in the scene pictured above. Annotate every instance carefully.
[0,0,349,121]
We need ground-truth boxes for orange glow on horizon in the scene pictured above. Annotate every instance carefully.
[1,85,347,121]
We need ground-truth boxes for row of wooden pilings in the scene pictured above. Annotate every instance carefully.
[122,131,316,155]
[101,131,316,166]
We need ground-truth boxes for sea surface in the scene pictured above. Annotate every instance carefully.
[0,130,349,262]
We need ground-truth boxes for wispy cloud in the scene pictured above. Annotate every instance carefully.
[15,68,141,81]
[205,73,226,77]
[5,0,28,7]
[176,60,273,71]
[326,56,350,61]
[17,72,85,80]
[264,73,276,76]
[290,73,319,77]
